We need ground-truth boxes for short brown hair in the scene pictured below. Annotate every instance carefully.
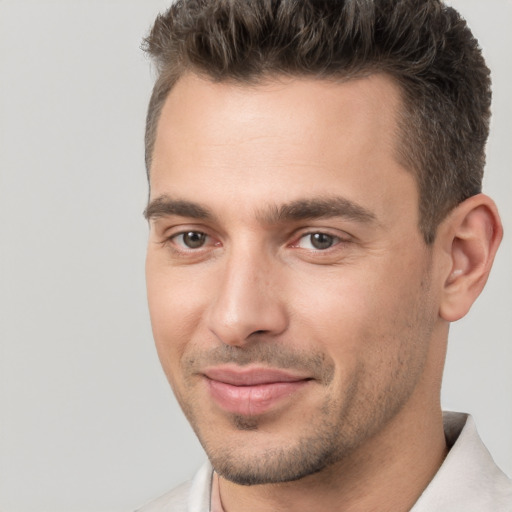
[143,0,491,244]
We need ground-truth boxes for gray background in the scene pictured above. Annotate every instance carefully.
[0,0,510,510]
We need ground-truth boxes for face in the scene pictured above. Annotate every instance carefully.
[145,73,442,485]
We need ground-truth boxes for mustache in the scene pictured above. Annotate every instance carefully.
[182,343,335,385]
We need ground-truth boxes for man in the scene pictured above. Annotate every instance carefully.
[138,0,511,510]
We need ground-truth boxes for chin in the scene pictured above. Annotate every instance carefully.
[201,423,345,486]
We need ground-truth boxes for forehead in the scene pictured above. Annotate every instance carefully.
[152,72,403,166]
[149,72,416,226]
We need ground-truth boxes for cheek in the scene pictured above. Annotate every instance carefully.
[291,267,377,345]
[286,271,376,407]
[146,261,209,378]
[289,258,432,373]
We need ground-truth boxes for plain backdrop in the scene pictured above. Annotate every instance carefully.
[0,0,510,510]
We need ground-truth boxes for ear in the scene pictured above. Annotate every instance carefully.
[438,194,503,322]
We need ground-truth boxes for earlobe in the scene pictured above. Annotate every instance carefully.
[439,194,503,322]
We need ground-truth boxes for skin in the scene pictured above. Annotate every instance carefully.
[145,73,502,511]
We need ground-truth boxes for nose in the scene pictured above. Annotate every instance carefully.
[206,248,288,346]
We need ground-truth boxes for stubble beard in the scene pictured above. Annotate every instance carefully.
[205,385,362,486]
[177,335,432,486]
[176,344,352,486]
[179,359,410,487]
[173,266,436,486]
[201,356,429,487]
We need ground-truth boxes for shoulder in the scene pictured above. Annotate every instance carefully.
[135,462,213,512]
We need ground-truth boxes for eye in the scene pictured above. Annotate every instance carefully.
[296,232,339,250]
[173,231,208,249]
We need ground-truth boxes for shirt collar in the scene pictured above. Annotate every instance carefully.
[411,411,511,511]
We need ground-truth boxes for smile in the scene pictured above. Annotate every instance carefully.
[203,366,312,416]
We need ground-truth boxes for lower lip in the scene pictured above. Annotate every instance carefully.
[207,379,310,416]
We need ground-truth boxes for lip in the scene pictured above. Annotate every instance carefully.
[203,366,312,416]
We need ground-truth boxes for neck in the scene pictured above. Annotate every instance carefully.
[218,404,447,512]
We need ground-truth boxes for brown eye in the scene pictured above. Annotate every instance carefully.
[297,233,337,250]
[176,231,207,249]
[310,233,335,250]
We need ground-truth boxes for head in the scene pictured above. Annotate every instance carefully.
[143,0,502,487]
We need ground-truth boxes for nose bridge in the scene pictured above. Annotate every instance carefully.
[206,239,287,345]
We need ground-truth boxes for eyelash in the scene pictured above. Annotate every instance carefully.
[289,231,346,251]
[162,230,217,253]
[162,229,350,255]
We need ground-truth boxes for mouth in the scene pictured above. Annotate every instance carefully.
[202,366,313,416]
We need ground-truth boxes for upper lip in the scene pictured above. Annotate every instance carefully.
[202,366,311,386]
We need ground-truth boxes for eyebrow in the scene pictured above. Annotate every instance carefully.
[144,195,376,225]
[144,195,213,221]
[260,197,377,224]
